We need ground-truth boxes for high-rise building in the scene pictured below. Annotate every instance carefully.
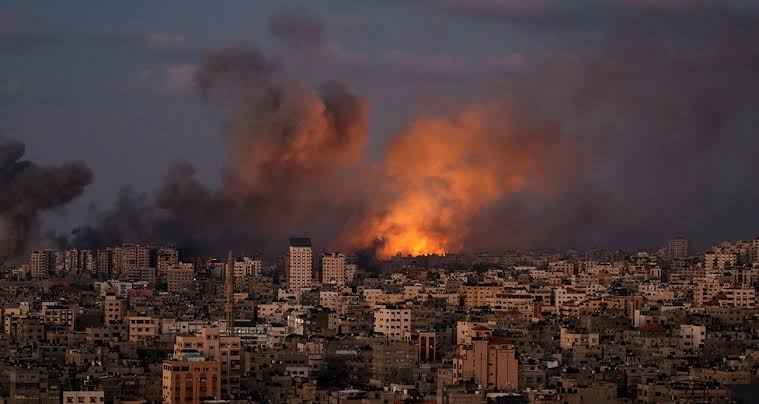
[113,244,151,279]
[29,250,56,280]
[224,250,235,332]
[286,238,313,291]
[322,252,346,286]
[374,305,412,341]
[162,354,221,404]
[96,248,114,278]
[668,237,690,260]
[453,336,518,391]
[156,246,179,280]
[173,327,240,399]
[63,249,94,274]
[750,237,759,263]
[167,263,195,294]
[233,257,262,279]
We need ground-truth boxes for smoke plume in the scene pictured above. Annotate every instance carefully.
[73,45,370,255]
[72,2,759,256]
[0,139,92,262]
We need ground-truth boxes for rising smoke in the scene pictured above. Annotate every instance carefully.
[72,43,372,255]
[0,138,92,262]
[69,2,759,256]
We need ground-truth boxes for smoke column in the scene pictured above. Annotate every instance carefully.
[0,139,92,262]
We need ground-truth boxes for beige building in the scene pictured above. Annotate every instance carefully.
[705,252,737,273]
[103,294,126,323]
[560,328,600,349]
[30,249,56,280]
[460,285,503,309]
[374,305,411,341]
[113,244,151,279]
[167,264,194,294]
[127,315,158,342]
[234,257,262,278]
[453,336,518,391]
[173,326,241,399]
[41,304,76,329]
[285,238,313,291]
[162,355,221,404]
[63,249,94,274]
[156,246,179,280]
[679,324,706,350]
[719,288,756,308]
[63,390,104,404]
[322,252,346,286]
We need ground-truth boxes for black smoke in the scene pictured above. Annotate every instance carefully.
[0,138,92,262]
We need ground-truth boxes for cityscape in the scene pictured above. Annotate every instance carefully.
[0,237,759,403]
[3,1,759,403]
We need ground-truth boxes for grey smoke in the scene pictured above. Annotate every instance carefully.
[0,138,92,262]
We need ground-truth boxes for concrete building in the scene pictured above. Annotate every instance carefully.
[286,238,313,291]
[156,246,179,280]
[62,390,105,404]
[403,329,437,363]
[127,315,158,342]
[667,237,690,260]
[679,324,706,350]
[95,248,114,278]
[63,249,94,274]
[453,336,518,391]
[41,304,76,329]
[234,257,262,279]
[7,367,60,404]
[113,244,151,279]
[560,328,600,349]
[102,294,126,324]
[322,252,346,286]
[162,355,221,404]
[30,249,56,280]
[374,305,411,341]
[173,326,241,399]
[167,264,194,294]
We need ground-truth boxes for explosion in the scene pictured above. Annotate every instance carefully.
[361,103,564,258]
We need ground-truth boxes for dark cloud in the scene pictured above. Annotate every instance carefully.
[0,138,92,262]
[459,1,759,250]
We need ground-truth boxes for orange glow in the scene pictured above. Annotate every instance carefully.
[360,103,545,258]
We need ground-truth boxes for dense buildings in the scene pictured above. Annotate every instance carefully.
[1,235,759,403]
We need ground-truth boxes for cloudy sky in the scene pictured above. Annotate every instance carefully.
[2,0,759,255]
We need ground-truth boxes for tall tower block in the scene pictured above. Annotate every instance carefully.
[225,250,234,332]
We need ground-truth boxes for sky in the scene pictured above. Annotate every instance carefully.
[2,0,759,257]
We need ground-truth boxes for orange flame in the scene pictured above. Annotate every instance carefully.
[360,103,544,259]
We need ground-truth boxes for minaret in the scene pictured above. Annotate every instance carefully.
[225,249,235,333]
